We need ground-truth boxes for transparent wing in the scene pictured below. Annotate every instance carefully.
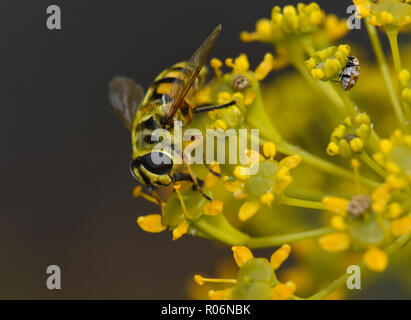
[109,76,145,131]
[165,24,222,123]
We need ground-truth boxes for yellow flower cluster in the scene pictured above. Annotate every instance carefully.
[305,45,351,81]
[373,130,411,187]
[224,142,301,221]
[194,245,296,300]
[354,0,411,28]
[326,113,371,157]
[240,3,324,43]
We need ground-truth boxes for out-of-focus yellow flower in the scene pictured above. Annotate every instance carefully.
[363,247,388,272]
[373,130,411,187]
[319,232,351,252]
[354,0,411,28]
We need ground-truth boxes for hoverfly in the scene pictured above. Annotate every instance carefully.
[109,25,232,201]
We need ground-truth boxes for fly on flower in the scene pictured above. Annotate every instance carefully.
[109,25,234,201]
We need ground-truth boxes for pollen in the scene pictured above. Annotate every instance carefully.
[318,232,351,252]
[270,244,291,270]
[363,247,388,272]
[137,214,166,233]
[238,201,261,221]
[204,200,224,216]
[232,246,254,267]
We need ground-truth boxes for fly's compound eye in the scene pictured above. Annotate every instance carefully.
[138,152,173,175]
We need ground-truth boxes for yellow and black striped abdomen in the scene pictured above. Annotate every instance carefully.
[143,62,208,122]
[131,62,207,156]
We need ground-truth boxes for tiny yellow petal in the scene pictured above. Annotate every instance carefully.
[331,215,347,231]
[391,215,411,236]
[172,220,189,241]
[209,288,232,300]
[260,192,274,207]
[137,214,166,233]
[132,186,142,197]
[272,281,296,300]
[322,197,349,216]
[255,53,274,81]
[232,246,254,267]
[388,203,403,219]
[279,154,302,169]
[194,275,205,286]
[263,142,277,159]
[363,247,388,272]
[270,244,291,269]
[204,200,224,216]
[311,68,324,80]
[318,232,350,252]
[233,166,250,181]
[238,201,261,221]
[380,139,393,154]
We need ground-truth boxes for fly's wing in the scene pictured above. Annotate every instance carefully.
[109,76,145,131]
[164,24,222,124]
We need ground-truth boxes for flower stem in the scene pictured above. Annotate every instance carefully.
[386,27,402,73]
[192,215,250,246]
[365,20,407,132]
[360,152,386,179]
[275,140,380,190]
[247,227,334,249]
[279,196,327,210]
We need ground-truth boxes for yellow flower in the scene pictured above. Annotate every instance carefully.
[354,0,411,28]
[363,247,388,272]
[327,114,371,157]
[195,246,295,300]
[238,201,261,221]
[270,244,291,269]
[137,214,166,233]
[322,196,349,216]
[204,200,224,216]
[271,281,296,300]
[232,246,254,267]
[172,220,189,241]
[391,215,411,235]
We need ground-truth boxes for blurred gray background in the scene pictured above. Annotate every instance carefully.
[0,0,405,299]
